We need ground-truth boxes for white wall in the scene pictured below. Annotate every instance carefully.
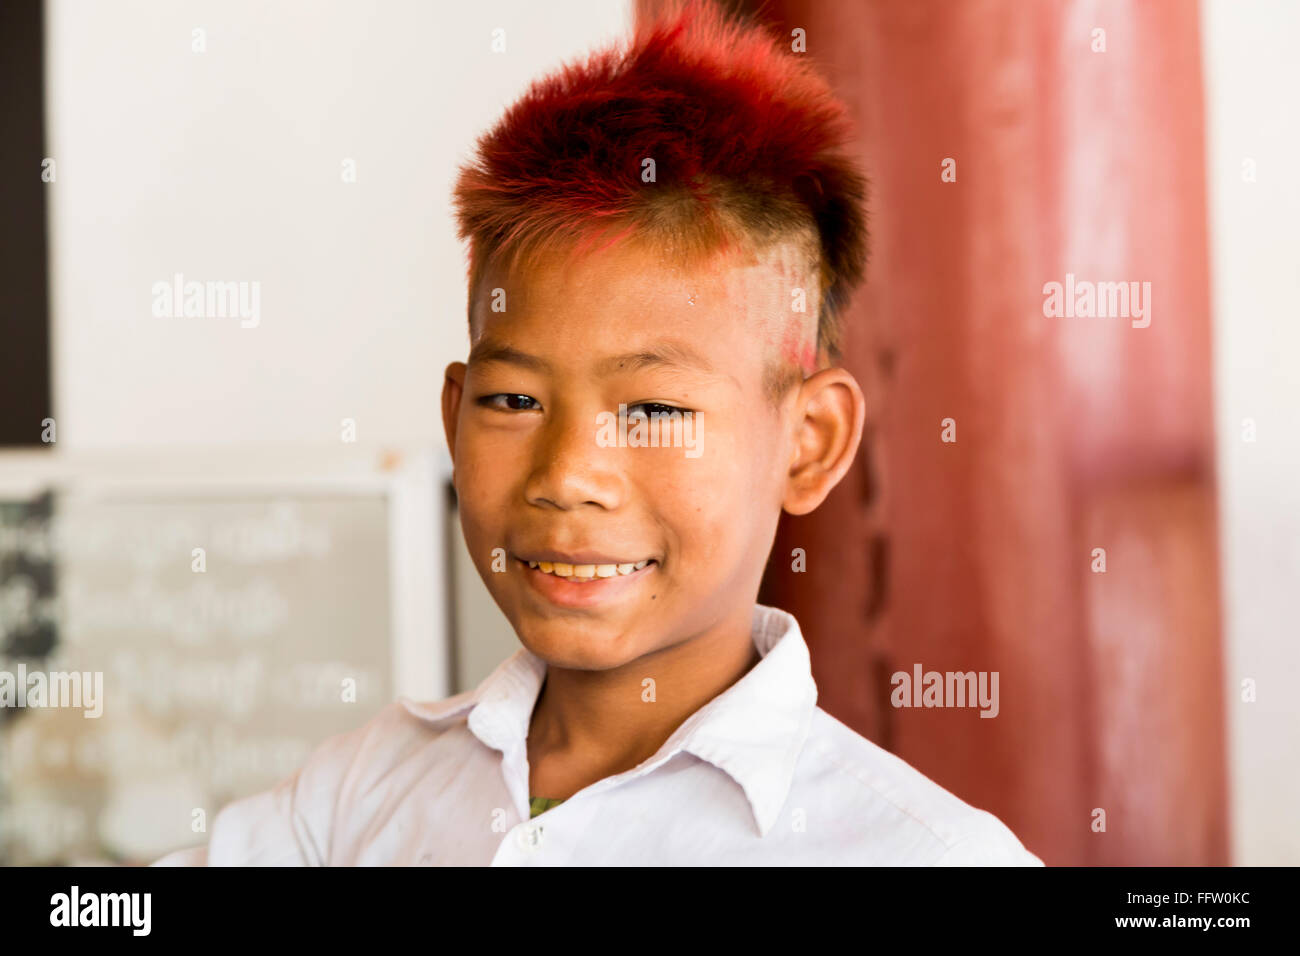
[45,0,632,449]
[1202,0,1300,865]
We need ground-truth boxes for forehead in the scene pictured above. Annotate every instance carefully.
[468,237,819,371]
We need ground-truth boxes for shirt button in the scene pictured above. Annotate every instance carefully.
[515,824,544,851]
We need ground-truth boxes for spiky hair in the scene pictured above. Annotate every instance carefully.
[452,0,868,361]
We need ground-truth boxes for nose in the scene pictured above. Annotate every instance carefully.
[523,406,624,511]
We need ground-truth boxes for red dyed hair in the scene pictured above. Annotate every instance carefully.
[452,0,868,361]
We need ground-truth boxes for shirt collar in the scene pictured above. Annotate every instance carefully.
[399,603,819,837]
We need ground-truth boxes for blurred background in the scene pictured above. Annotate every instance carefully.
[0,0,1294,866]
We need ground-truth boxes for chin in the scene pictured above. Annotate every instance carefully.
[514,617,647,671]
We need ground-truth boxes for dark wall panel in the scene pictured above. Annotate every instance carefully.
[0,0,53,447]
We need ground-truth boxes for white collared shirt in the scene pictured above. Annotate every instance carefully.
[154,604,1043,866]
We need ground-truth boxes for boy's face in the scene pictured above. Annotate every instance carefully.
[442,237,852,672]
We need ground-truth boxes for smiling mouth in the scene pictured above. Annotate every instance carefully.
[523,558,656,583]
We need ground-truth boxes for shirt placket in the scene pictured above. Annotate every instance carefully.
[489,742,689,866]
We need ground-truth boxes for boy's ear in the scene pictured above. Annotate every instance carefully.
[782,367,866,515]
[441,362,467,466]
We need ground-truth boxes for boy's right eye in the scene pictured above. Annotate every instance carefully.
[477,393,541,412]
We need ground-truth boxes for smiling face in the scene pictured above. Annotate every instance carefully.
[442,235,846,672]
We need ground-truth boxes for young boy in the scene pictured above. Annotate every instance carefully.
[157,0,1041,866]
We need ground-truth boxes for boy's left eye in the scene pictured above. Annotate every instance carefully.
[627,402,691,419]
[479,393,541,411]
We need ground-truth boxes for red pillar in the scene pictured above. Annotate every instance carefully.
[740,0,1227,865]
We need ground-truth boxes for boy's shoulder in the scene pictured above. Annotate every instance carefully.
[293,691,478,787]
[795,705,1043,865]
[184,697,470,865]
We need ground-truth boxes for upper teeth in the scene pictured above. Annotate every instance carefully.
[527,559,650,579]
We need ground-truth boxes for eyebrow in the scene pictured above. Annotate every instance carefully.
[466,341,549,373]
[595,342,716,377]
[467,340,718,377]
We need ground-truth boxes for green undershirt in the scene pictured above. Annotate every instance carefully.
[529,796,565,818]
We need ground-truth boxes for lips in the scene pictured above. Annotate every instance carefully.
[527,558,651,581]
[519,550,653,567]
[514,553,658,608]
[515,549,656,581]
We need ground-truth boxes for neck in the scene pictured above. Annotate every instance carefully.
[526,605,761,798]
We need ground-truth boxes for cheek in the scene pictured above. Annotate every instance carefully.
[454,434,521,539]
[637,423,772,562]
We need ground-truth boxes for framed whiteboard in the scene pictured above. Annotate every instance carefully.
[0,446,448,864]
